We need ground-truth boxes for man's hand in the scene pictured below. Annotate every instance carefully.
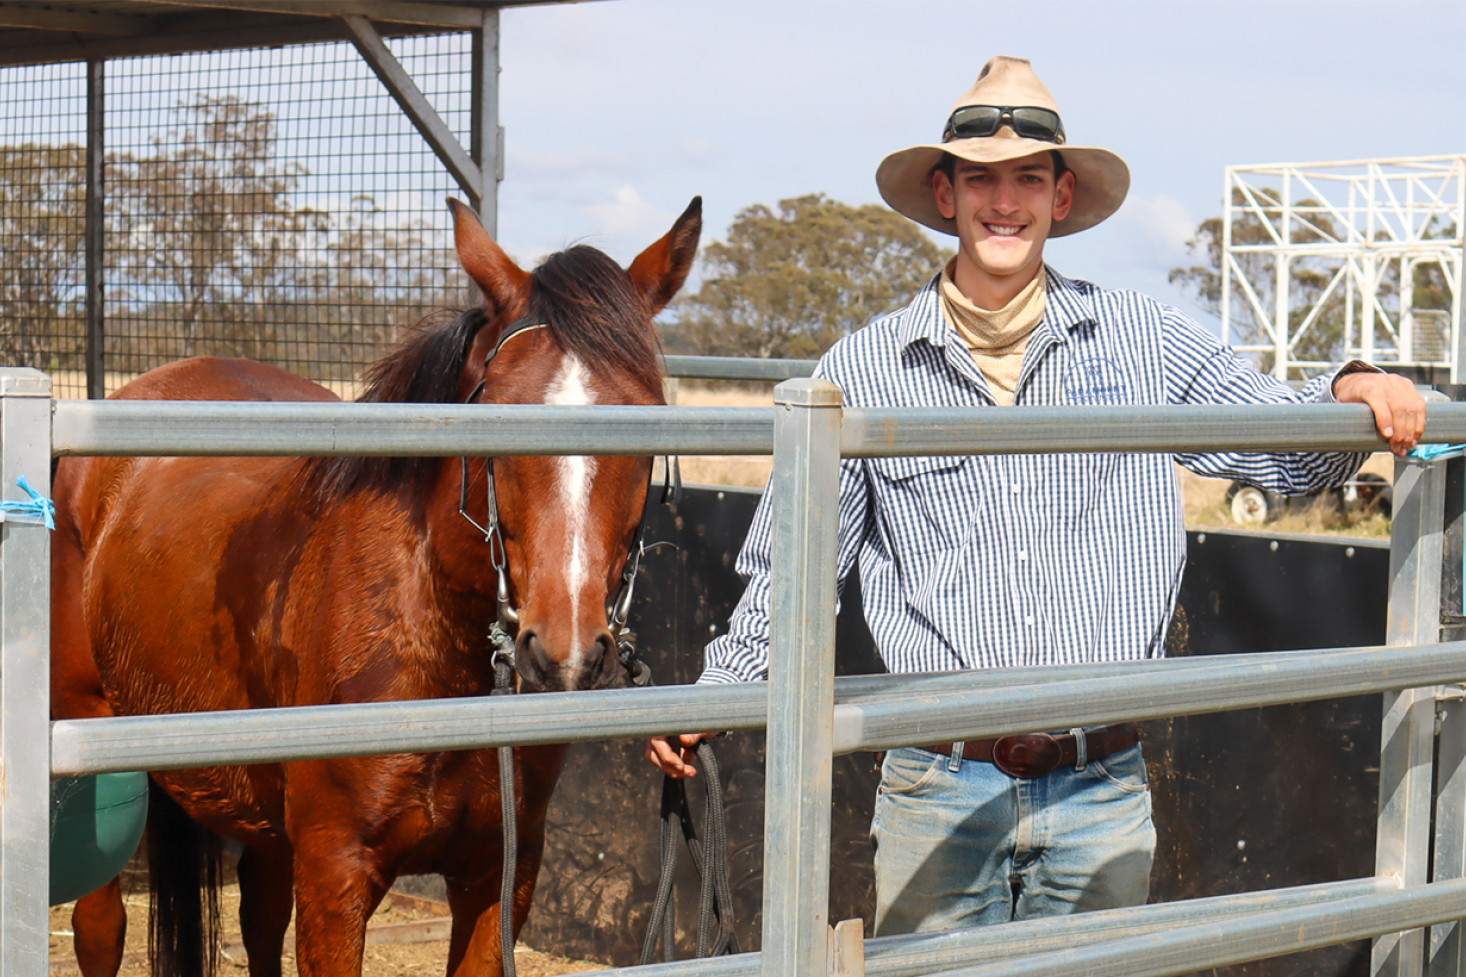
[1333,371,1427,457]
[645,732,718,778]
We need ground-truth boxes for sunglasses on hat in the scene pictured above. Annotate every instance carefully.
[942,105,1066,145]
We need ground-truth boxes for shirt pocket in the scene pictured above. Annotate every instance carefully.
[869,454,976,555]
[1022,452,1122,524]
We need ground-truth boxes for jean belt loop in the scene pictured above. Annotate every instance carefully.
[947,741,965,773]
[1070,727,1087,770]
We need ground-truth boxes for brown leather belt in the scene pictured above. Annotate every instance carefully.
[925,723,1140,778]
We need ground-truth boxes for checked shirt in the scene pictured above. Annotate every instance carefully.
[699,266,1368,683]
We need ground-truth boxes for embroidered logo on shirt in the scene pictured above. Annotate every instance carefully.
[1064,357,1130,405]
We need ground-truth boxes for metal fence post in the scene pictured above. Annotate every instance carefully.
[0,368,54,977]
[1375,454,1449,977]
[761,378,843,977]
[1432,449,1466,977]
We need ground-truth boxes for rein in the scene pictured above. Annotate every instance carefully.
[641,741,740,964]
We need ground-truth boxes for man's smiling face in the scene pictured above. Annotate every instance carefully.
[933,152,1075,308]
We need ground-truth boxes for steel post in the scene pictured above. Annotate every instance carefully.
[1434,679,1466,977]
[1433,453,1466,977]
[0,369,54,977]
[469,6,502,234]
[84,60,105,401]
[761,379,843,977]
[1376,454,1449,977]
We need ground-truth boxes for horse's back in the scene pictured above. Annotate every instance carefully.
[55,357,333,546]
[53,357,334,717]
[110,356,338,404]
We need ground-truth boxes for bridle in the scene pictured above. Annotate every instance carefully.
[456,315,672,693]
[457,313,710,977]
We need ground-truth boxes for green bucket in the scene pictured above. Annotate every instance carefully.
[49,772,148,906]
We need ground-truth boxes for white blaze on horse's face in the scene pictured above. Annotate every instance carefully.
[545,353,600,666]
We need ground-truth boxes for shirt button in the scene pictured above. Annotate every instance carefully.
[1025,615,1035,626]
[1017,550,1029,562]
[1011,484,1022,494]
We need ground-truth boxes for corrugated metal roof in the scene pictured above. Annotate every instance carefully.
[0,1,588,66]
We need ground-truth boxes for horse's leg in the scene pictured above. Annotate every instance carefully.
[71,879,127,977]
[236,844,294,977]
[289,833,390,977]
[443,837,551,977]
[443,798,557,975]
[443,872,511,977]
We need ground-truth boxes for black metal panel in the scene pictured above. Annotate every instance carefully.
[519,485,883,963]
[1149,531,1388,977]
[520,488,1394,975]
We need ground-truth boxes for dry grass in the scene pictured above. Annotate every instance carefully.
[1181,455,1395,540]
[664,379,777,489]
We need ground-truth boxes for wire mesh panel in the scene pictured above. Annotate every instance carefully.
[0,35,473,400]
[0,62,87,391]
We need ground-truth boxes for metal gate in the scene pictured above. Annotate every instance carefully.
[5,367,1466,977]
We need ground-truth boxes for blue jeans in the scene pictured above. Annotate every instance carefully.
[870,741,1156,935]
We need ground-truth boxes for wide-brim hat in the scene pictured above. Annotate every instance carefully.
[876,56,1130,238]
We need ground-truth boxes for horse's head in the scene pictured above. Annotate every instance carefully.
[448,198,701,692]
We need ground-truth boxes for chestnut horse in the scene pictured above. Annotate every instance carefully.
[50,197,701,977]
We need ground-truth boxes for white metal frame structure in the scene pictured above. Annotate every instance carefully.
[1220,156,1466,381]
[8,365,1466,977]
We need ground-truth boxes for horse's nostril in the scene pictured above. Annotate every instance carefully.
[512,629,551,688]
[589,630,623,689]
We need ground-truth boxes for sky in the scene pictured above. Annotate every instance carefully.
[489,0,1466,329]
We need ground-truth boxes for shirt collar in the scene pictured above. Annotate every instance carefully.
[1040,266,1098,339]
[898,265,1096,352]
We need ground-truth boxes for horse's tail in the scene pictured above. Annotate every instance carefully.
[146,778,223,977]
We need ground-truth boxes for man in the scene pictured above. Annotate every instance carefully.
[647,56,1425,934]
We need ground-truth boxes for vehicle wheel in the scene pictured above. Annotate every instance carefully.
[1348,472,1391,516]
[1227,484,1274,525]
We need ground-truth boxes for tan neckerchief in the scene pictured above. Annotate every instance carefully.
[938,261,1047,407]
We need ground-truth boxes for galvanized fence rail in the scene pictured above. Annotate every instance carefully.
[6,363,1466,977]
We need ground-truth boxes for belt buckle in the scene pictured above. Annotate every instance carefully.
[992,733,1063,778]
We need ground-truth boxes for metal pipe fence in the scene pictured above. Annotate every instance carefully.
[6,365,1466,977]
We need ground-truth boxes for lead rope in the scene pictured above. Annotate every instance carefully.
[493,658,519,977]
[639,741,740,964]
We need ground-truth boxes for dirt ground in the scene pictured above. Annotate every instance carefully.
[48,880,603,977]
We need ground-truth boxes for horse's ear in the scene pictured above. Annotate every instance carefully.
[448,198,530,313]
[628,196,702,316]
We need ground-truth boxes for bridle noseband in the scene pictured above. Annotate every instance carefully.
[456,315,673,693]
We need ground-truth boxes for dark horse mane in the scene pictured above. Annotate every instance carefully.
[300,244,664,505]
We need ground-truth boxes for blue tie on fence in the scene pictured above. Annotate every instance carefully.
[1409,443,1466,463]
[0,475,55,530]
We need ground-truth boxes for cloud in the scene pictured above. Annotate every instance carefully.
[508,144,638,193]
[582,186,678,253]
[1112,193,1198,265]
[679,138,715,165]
